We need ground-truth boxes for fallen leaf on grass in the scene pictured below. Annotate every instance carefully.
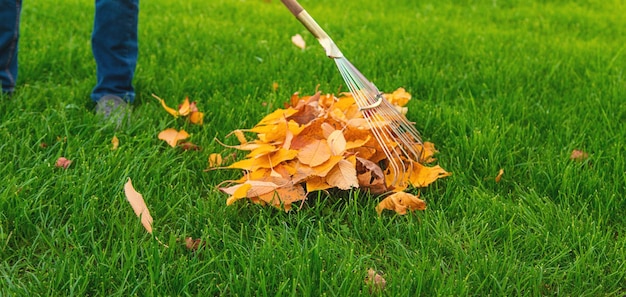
[495,168,504,183]
[365,268,387,293]
[185,237,204,251]
[570,149,589,161]
[376,191,426,215]
[111,135,119,150]
[158,128,189,147]
[152,94,204,125]
[123,178,153,234]
[291,33,306,49]
[208,153,223,167]
[55,157,72,169]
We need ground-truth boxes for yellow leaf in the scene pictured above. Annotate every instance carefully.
[158,128,189,147]
[178,97,191,116]
[152,94,179,117]
[305,176,333,192]
[376,191,426,215]
[408,163,452,187]
[225,183,252,206]
[123,178,153,234]
[208,153,223,167]
[111,135,119,150]
[297,139,331,167]
[326,156,358,190]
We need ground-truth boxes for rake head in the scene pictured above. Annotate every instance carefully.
[334,57,424,186]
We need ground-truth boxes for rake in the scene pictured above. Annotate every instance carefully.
[280,0,424,186]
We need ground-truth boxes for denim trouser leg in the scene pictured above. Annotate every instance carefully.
[0,0,21,94]
[91,0,139,103]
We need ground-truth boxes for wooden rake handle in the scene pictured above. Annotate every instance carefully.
[280,0,343,58]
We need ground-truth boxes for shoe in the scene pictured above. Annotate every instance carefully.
[95,95,131,127]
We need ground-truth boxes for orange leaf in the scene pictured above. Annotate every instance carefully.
[407,163,451,188]
[189,111,204,125]
[495,168,504,183]
[297,139,331,167]
[111,135,119,150]
[326,156,358,190]
[158,128,189,147]
[376,192,426,215]
[256,185,306,211]
[123,178,153,234]
[152,94,179,117]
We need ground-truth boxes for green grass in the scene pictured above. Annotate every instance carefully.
[1,0,625,295]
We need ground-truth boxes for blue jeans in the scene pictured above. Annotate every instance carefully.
[0,0,139,103]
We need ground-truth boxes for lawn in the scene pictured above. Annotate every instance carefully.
[1,0,625,295]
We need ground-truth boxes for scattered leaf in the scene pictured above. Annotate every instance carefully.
[272,82,279,91]
[189,111,204,125]
[158,128,189,147]
[570,149,589,161]
[123,178,153,234]
[185,237,204,251]
[376,191,426,215]
[178,141,201,151]
[152,94,179,117]
[495,168,504,183]
[209,153,223,167]
[365,268,387,293]
[55,157,72,169]
[291,33,306,49]
[111,135,119,150]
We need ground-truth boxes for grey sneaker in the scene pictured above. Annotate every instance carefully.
[95,95,131,127]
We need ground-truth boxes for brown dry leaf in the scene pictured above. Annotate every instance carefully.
[291,33,306,49]
[158,128,189,147]
[55,157,72,169]
[178,141,201,151]
[495,168,504,183]
[123,178,153,234]
[365,268,387,293]
[327,129,347,156]
[356,157,387,194]
[376,191,426,215]
[111,135,119,150]
[185,237,203,251]
[570,149,589,161]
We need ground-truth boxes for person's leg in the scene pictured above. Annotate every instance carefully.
[0,0,21,94]
[91,0,138,103]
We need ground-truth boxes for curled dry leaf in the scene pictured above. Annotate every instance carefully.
[376,191,426,215]
[123,178,153,234]
[495,168,504,183]
[152,94,204,125]
[158,128,189,148]
[365,268,387,293]
[55,157,72,169]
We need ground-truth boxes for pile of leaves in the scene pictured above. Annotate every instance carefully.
[218,88,450,214]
